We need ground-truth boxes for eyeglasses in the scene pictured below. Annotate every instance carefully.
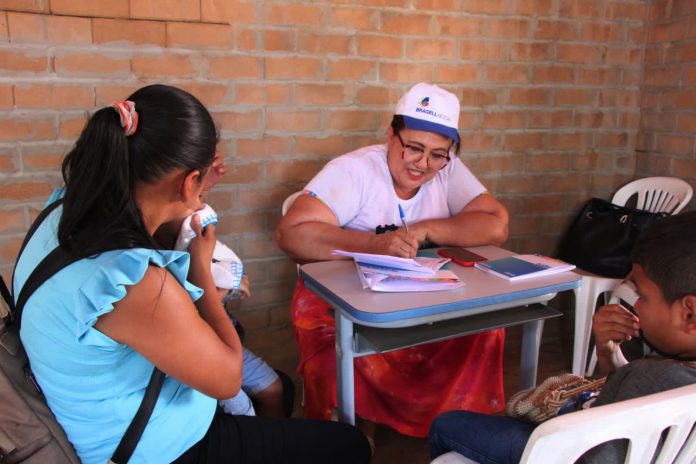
[395,134,451,170]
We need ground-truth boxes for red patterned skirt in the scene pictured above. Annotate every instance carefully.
[291,278,506,437]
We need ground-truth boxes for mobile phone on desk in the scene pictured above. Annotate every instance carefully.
[437,247,488,267]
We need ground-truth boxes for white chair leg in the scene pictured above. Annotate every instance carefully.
[586,347,598,376]
[572,275,621,375]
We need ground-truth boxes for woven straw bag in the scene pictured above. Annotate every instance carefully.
[506,373,606,424]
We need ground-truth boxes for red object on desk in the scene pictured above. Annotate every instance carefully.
[437,247,488,267]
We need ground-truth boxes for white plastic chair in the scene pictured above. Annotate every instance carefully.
[571,177,692,375]
[431,383,696,464]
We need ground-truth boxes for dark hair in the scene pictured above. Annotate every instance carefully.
[59,84,217,255]
[390,115,461,156]
[631,211,696,304]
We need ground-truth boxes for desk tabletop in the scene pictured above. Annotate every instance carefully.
[299,246,581,327]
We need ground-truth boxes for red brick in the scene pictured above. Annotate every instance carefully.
[215,212,267,235]
[14,83,94,109]
[484,19,531,39]
[177,82,232,107]
[267,160,325,183]
[59,114,87,138]
[533,19,577,40]
[383,63,433,83]
[510,42,552,61]
[499,177,544,194]
[7,12,45,42]
[607,2,647,20]
[605,46,642,65]
[597,132,632,149]
[206,55,261,79]
[1,237,23,262]
[408,38,456,59]
[296,135,351,157]
[263,30,295,52]
[531,65,573,83]
[677,113,696,132]
[220,163,262,183]
[51,0,128,18]
[516,0,554,15]
[555,88,596,106]
[486,65,528,83]
[665,42,696,63]
[481,111,526,129]
[298,32,351,54]
[130,0,199,21]
[55,54,130,77]
[529,110,574,128]
[1,0,49,13]
[459,134,498,152]
[416,0,457,9]
[265,3,322,26]
[465,1,512,14]
[93,18,165,46]
[0,180,54,200]
[95,84,143,106]
[356,34,402,58]
[167,22,232,48]
[509,88,550,106]
[460,40,503,61]
[557,43,599,63]
[0,12,7,42]
[599,90,639,108]
[0,116,56,140]
[0,85,12,109]
[434,64,476,83]
[661,89,696,110]
[648,20,687,43]
[382,13,431,35]
[576,67,620,85]
[233,137,294,159]
[46,15,91,43]
[328,7,376,30]
[22,145,67,170]
[672,158,696,178]
[504,132,544,150]
[580,22,612,42]
[0,49,49,73]
[548,132,587,149]
[672,0,696,17]
[355,86,402,106]
[655,134,694,155]
[328,110,380,131]
[235,84,292,106]
[201,0,256,24]
[266,111,321,131]
[235,27,257,51]
[435,16,482,36]
[0,209,24,233]
[132,54,197,78]
[576,110,617,129]
[296,84,344,105]
[459,89,499,107]
[327,59,376,81]
[266,57,322,79]
[237,185,297,210]
[559,0,602,18]
[212,110,260,133]
[0,150,18,172]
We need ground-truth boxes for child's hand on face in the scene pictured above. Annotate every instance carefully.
[188,214,217,286]
[239,275,251,300]
[592,303,640,357]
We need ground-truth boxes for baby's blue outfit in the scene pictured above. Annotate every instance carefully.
[15,198,215,464]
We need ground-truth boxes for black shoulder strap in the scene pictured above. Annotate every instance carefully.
[12,200,164,464]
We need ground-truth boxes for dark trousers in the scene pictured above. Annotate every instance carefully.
[173,409,371,464]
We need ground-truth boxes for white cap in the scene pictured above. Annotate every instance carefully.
[394,83,460,142]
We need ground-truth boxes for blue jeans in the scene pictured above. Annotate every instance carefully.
[428,411,535,464]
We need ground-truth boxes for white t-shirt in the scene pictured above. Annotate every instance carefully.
[304,144,486,233]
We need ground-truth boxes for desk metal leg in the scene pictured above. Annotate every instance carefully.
[519,319,544,390]
[335,313,356,425]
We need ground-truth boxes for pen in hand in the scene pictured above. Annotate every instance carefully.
[398,204,409,234]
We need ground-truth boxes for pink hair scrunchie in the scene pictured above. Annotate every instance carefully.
[111,100,139,136]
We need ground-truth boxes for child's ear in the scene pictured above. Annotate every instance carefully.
[680,295,696,334]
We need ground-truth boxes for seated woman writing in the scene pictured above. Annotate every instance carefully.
[15,84,370,464]
[275,83,510,444]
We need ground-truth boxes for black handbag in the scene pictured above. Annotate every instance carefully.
[557,198,667,278]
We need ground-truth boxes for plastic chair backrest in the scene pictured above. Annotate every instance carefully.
[519,383,696,464]
[611,177,693,214]
[282,191,303,216]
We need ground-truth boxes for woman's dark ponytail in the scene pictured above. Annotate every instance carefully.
[58,85,217,255]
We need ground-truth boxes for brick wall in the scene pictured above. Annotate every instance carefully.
[0,0,679,370]
[637,0,696,199]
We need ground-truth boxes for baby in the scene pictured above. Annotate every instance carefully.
[176,205,284,417]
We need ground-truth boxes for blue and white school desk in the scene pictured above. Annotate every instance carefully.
[299,245,582,425]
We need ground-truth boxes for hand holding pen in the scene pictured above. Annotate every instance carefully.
[398,204,410,234]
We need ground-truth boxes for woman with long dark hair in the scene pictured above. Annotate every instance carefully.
[15,84,370,464]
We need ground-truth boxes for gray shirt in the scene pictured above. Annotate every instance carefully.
[581,355,696,463]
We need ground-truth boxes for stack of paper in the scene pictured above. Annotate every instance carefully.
[474,254,575,281]
[333,250,465,293]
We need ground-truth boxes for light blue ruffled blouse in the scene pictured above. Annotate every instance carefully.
[15,194,216,464]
